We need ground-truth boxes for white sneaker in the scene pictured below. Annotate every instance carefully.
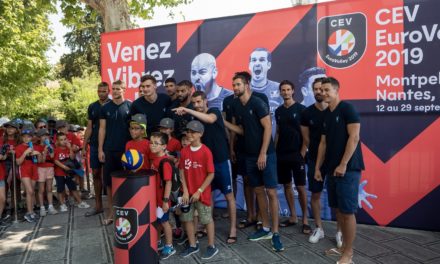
[48,206,58,215]
[40,207,47,217]
[336,231,343,248]
[60,204,68,212]
[308,227,324,243]
[77,202,90,209]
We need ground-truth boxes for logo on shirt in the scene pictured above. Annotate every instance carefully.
[293,113,297,119]
[249,109,253,115]
[184,159,202,170]
[336,116,340,122]
[114,207,138,244]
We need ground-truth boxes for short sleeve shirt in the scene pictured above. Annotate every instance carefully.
[100,100,132,152]
[322,101,365,173]
[54,147,71,176]
[152,155,173,207]
[167,101,195,139]
[275,102,306,159]
[232,94,275,157]
[87,99,110,147]
[300,104,326,162]
[199,108,229,163]
[130,94,170,137]
[179,144,214,206]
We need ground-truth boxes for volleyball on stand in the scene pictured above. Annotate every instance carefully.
[121,149,144,172]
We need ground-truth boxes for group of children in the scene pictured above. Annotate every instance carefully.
[125,114,218,260]
[0,118,89,226]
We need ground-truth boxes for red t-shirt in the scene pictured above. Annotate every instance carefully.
[15,143,34,168]
[151,155,173,207]
[54,147,71,176]
[34,144,54,168]
[167,137,182,153]
[0,138,18,180]
[125,139,151,170]
[179,144,214,206]
[67,132,82,148]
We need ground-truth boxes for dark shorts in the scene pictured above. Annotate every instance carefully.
[246,153,278,188]
[307,160,325,193]
[157,211,170,224]
[212,160,233,195]
[277,156,306,186]
[103,151,124,188]
[55,175,77,193]
[236,153,247,176]
[89,145,103,169]
[327,171,361,214]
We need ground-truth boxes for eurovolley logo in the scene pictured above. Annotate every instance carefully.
[318,13,367,68]
[116,217,131,236]
[328,30,356,56]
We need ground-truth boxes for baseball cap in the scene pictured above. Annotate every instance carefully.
[21,124,35,135]
[159,118,174,129]
[186,120,204,133]
[3,121,19,129]
[68,124,79,132]
[36,129,50,137]
[56,120,68,129]
[130,114,147,126]
[47,116,57,123]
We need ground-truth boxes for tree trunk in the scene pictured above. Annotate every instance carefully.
[81,0,132,32]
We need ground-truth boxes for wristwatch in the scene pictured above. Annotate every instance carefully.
[197,188,203,193]
[162,197,169,203]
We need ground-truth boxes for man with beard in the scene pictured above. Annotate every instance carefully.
[83,82,110,217]
[274,80,310,233]
[224,71,283,252]
[298,67,326,107]
[191,53,232,111]
[249,48,283,117]
[173,90,237,245]
[168,80,195,139]
[98,80,131,225]
[130,75,171,137]
[315,77,365,264]
[164,77,178,102]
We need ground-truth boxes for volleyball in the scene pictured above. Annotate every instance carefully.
[121,149,144,171]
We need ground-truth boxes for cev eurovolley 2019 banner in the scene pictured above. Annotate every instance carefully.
[101,0,440,231]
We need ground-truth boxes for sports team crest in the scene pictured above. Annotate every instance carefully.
[114,207,138,244]
[317,13,367,68]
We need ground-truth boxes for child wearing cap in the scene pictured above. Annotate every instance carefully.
[125,114,151,170]
[53,133,90,213]
[158,118,182,159]
[33,129,57,216]
[179,120,218,260]
[149,131,175,259]
[15,126,41,222]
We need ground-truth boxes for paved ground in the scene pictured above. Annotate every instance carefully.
[1,198,440,264]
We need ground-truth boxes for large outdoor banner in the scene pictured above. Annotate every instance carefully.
[101,0,440,231]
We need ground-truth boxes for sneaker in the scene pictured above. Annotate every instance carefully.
[157,240,164,251]
[24,213,35,223]
[336,231,343,248]
[60,204,68,212]
[201,245,219,260]
[248,228,273,241]
[40,207,47,217]
[31,212,39,220]
[271,233,284,252]
[48,206,58,215]
[177,234,188,245]
[160,245,176,260]
[180,244,199,258]
[77,202,90,209]
[309,227,325,244]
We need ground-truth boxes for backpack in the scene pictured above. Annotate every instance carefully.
[158,158,181,203]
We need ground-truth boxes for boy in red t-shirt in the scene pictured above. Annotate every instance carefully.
[125,114,151,169]
[34,129,57,216]
[179,121,218,260]
[15,127,41,223]
[53,133,90,212]
[150,132,175,259]
[158,118,181,158]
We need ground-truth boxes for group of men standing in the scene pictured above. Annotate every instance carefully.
[83,66,364,263]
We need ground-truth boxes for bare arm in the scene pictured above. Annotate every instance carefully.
[173,107,217,124]
[300,125,310,158]
[179,169,190,204]
[223,119,243,135]
[257,115,272,170]
[82,120,93,151]
[314,134,326,181]
[334,123,361,176]
[98,119,106,162]
[54,160,70,171]
[190,172,215,203]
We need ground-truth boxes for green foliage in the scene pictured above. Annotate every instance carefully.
[0,0,53,102]
[129,0,191,21]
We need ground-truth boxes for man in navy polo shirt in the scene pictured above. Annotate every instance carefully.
[83,82,110,217]
[168,80,195,139]
[173,90,237,244]
[224,71,283,252]
[130,75,171,137]
[98,80,131,225]
[315,77,365,264]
